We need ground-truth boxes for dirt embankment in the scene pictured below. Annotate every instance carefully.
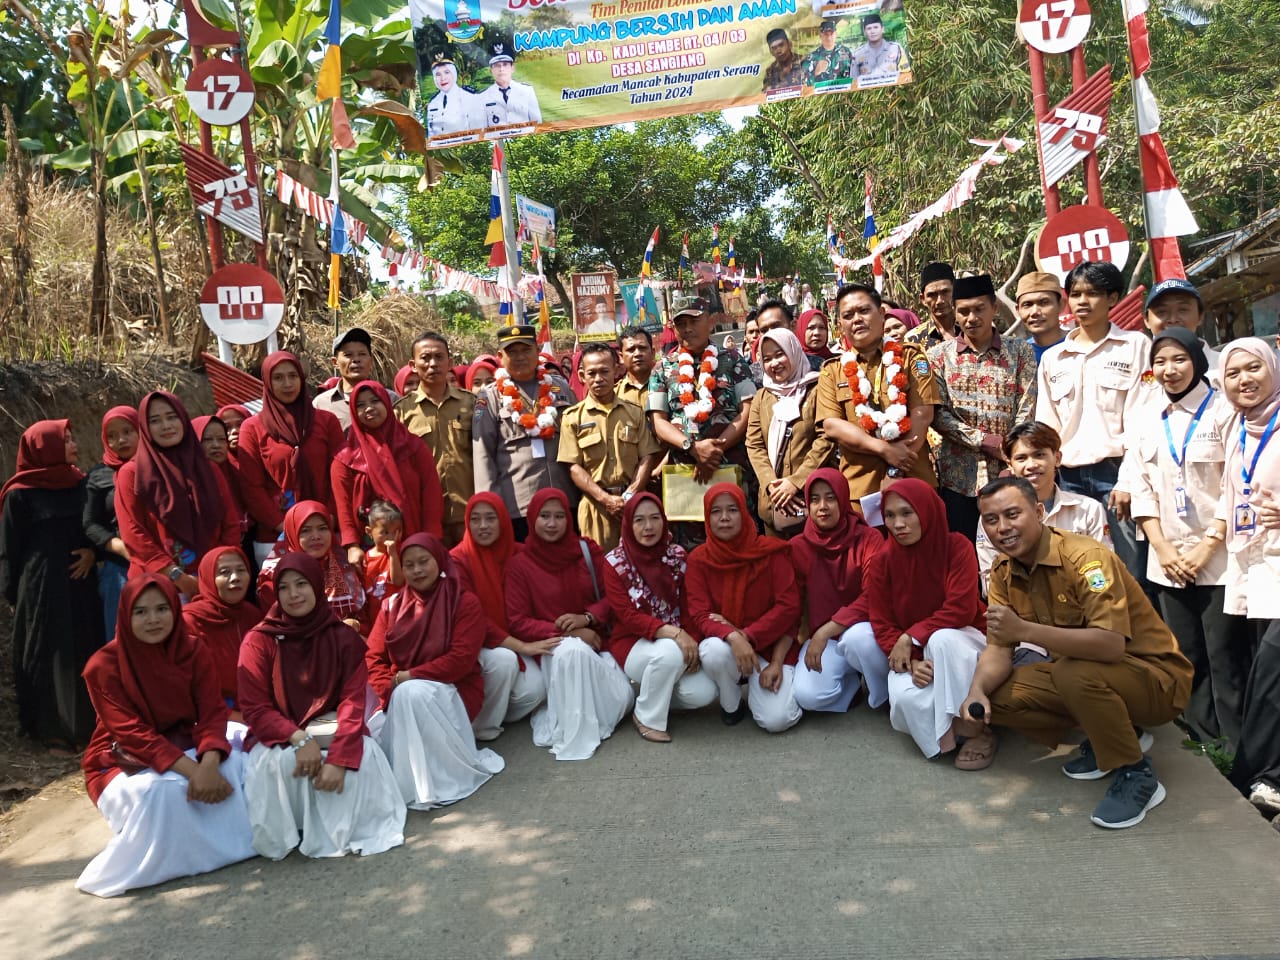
[0,358,214,824]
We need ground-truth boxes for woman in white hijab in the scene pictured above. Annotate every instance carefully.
[745,328,836,538]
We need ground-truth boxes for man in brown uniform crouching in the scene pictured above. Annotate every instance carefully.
[960,476,1193,830]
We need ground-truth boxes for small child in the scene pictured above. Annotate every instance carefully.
[362,500,405,609]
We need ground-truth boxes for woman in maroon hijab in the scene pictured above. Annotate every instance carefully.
[331,380,444,566]
[237,352,344,565]
[193,415,249,539]
[77,574,254,897]
[238,553,404,860]
[603,493,715,743]
[790,468,886,714]
[1,419,102,749]
[256,500,367,630]
[114,392,239,597]
[505,488,633,761]
[366,534,504,809]
[687,483,803,733]
[182,546,262,718]
[869,479,988,764]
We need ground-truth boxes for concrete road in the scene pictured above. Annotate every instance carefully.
[2,707,1279,960]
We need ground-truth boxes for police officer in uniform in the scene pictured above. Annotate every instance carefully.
[426,52,485,138]
[804,19,854,84]
[472,324,576,541]
[852,14,908,80]
[482,43,543,128]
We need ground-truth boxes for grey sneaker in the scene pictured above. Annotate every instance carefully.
[1249,781,1280,815]
[1062,728,1155,780]
[1090,758,1166,829]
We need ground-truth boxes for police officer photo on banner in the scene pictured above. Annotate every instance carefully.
[482,40,542,132]
[853,11,909,86]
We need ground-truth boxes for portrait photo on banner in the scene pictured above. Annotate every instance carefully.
[405,0,912,148]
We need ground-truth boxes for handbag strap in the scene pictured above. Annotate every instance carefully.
[578,538,601,602]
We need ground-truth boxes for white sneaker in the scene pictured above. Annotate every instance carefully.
[1249,781,1280,815]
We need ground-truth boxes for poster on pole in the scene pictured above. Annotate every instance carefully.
[515,194,557,244]
[406,0,912,149]
[618,279,663,335]
[572,271,619,342]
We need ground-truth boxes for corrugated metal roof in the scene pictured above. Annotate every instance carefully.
[1187,204,1280,280]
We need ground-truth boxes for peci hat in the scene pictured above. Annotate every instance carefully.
[332,327,372,353]
[1015,271,1063,301]
[820,18,838,32]
[951,274,996,301]
[1145,277,1202,310]
[488,42,514,65]
[919,261,955,291]
[672,296,710,320]
[496,324,538,347]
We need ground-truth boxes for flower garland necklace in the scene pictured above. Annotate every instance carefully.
[841,339,912,441]
[494,367,558,439]
[673,342,719,435]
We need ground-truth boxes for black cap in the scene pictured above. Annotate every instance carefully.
[489,42,514,65]
[672,296,710,320]
[1145,278,1202,310]
[862,13,883,27]
[496,324,538,346]
[332,327,372,352]
[952,274,996,300]
[820,18,837,32]
[920,261,955,291]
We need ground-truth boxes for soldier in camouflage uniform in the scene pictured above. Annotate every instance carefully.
[762,28,807,91]
[804,19,854,84]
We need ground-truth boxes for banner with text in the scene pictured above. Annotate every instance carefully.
[407,0,912,149]
[572,271,619,342]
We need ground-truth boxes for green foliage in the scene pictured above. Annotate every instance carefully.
[433,290,487,331]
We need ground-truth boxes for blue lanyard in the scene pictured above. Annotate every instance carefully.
[1161,387,1214,469]
[1239,406,1280,493]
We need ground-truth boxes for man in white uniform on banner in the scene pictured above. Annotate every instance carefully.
[426,52,484,137]
[482,42,542,128]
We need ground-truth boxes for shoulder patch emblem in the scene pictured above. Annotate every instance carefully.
[914,358,930,377]
[1079,559,1109,593]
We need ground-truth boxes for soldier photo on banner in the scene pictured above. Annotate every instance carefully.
[406,0,913,149]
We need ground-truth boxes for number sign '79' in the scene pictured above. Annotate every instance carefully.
[1045,108,1104,152]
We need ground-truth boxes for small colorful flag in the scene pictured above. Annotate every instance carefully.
[641,227,658,278]
[827,214,838,252]
[317,0,355,150]
[862,171,878,245]
[327,147,352,310]
[712,224,722,290]
[486,143,506,268]
[756,252,763,283]
[678,231,689,289]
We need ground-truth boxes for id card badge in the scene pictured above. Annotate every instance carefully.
[1173,485,1188,518]
[530,438,546,459]
[1235,502,1257,534]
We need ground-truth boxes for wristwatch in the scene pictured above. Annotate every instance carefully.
[622,490,634,503]
[681,435,694,452]
[886,467,902,478]
[167,565,184,582]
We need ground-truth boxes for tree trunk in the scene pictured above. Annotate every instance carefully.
[545,266,573,320]
[187,202,213,367]
[4,105,31,334]
[89,146,111,344]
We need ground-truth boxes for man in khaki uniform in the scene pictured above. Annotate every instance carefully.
[472,324,576,541]
[816,282,938,510]
[617,325,657,409]
[558,344,662,550]
[394,330,474,547]
[960,477,1192,830]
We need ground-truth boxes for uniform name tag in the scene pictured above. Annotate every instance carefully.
[530,438,546,459]
[1173,485,1188,518]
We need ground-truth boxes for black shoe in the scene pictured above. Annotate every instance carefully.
[721,700,748,726]
[1062,729,1154,780]
[1090,758,1166,829]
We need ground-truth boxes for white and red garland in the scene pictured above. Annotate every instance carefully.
[673,343,719,435]
[494,368,558,439]
[842,339,912,441]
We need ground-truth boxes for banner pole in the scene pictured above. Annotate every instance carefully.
[495,141,524,322]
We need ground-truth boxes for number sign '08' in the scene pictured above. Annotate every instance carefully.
[1036,204,1131,284]
[185,59,256,127]
[1018,0,1092,55]
[199,264,284,344]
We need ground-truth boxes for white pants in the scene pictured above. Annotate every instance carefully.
[888,626,987,757]
[699,636,802,733]
[623,637,718,731]
[529,636,634,761]
[473,646,547,741]
[378,679,505,810]
[243,737,405,860]
[76,748,256,898]
[793,621,888,713]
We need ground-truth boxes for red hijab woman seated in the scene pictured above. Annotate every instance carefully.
[366,534,504,810]
[869,479,989,766]
[686,483,804,733]
[257,500,368,632]
[237,553,405,860]
[115,392,240,598]
[182,546,262,721]
[604,493,716,743]
[790,468,887,714]
[77,575,255,898]
[331,380,443,568]
[450,492,542,742]
[505,488,634,761]
[237,351,344,564]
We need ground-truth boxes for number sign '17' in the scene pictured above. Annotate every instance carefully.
[1018,0,1092,55]
[185,59,256,127]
